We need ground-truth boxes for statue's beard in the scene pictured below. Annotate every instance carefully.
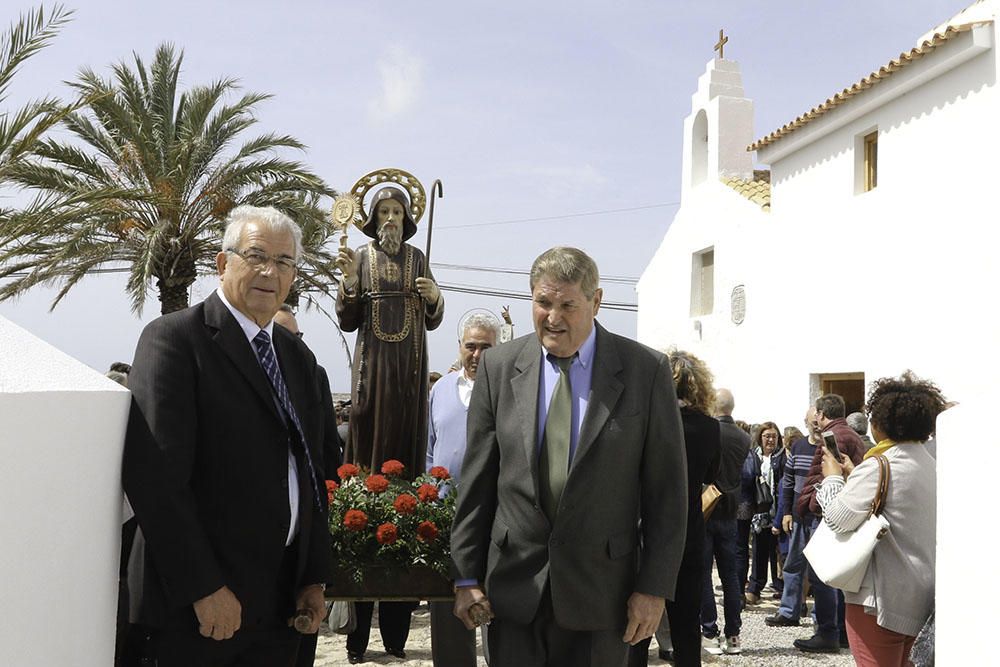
[378,225,403,255]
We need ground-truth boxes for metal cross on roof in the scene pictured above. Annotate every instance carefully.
[714,29,728,59]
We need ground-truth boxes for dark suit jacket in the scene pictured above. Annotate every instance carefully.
[123,292,332,626]
[450,324,688,632]
[712,416,751,520]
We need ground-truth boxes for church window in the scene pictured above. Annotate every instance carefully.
[864,131,878,191]
[690,247,714,316]
[855,128,878,194]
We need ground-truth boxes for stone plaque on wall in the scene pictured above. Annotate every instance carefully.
[731,285,746,325]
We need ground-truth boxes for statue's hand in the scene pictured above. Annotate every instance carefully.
[336,247,359,289]
[415,277,441,306]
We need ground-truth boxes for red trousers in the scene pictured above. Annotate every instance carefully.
[845,603,916,667]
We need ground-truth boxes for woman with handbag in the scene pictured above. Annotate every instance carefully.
[816,372,944,667]
[630,350,721,666]
[745,422,783,605]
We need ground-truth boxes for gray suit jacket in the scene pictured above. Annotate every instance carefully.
[450,323,687,631]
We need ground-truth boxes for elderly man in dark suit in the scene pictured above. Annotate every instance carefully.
[450,246,688,667]
[123,205,331,667]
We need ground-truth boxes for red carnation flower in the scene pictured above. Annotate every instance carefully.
[376,522,398,545]
[417,520,439,542]
[337,463,360,479]
[381,459,405,476]
[365,474,390,493]
[393,493,417,515]
[428,466,451,480]
[325,480,339,493]
[417,483,439,503]
[343,509,368,531]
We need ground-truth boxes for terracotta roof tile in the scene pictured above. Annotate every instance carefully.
[723,170,771,210]
[749,23,985,151]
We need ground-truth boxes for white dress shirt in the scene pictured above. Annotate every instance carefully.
[457,368,474,409]
[216,288,300,546]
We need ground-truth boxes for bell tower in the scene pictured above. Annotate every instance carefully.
[681,31,755,201]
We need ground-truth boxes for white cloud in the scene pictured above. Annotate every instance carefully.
[368,46,423,122]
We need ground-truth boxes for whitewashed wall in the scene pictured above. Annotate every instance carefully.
[640,22,999,427]
[0,315,130,666]
[639,13,1000,663]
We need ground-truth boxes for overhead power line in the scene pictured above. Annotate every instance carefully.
[432,262,638,285]
[0,268,639,312]
[437,281,637,312]
[432,201,680,230]
[3,262,643,288]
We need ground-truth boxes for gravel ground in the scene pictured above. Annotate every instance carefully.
[315,572,857,666]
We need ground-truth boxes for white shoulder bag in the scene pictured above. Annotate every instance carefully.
[804,455,890,594]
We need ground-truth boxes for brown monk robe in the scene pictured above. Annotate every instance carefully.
[336,186,444,479]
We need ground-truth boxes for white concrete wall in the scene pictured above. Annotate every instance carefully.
[0,315,130,666]
[935,397,1000,664]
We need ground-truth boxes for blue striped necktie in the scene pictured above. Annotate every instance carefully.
[252,329,323,512]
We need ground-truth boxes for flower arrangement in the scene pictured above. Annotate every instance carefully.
[328,460,455,584]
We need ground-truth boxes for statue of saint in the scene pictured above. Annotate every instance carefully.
[335,186,444,477]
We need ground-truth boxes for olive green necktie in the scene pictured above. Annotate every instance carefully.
[540,355,573,522]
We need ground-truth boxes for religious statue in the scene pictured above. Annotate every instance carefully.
[335,172,444,478]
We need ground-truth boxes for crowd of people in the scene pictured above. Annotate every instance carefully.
[631,370,941,667]
[108,198,942,667]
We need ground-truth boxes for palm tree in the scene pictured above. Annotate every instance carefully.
[1,43,338,314]
[0,5,72,217]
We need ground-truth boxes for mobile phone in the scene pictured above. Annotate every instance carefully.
[822,431,841,459]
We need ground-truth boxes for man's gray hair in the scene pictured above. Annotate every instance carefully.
[461,312,501,341]
[846,411,869,436]
[105,370,128,387]
[529,247,600,298]
[715,388,735,416]
[222,205,303,260]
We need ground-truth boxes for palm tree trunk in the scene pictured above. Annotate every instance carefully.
[156,276,193,314]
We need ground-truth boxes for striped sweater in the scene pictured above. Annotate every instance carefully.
[780,437,816,520]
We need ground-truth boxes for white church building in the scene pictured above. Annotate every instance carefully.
[638,2,999,661]
[638,0,999,429]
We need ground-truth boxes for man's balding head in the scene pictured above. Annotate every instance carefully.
[715,388,735,417]
[273,305,300,335]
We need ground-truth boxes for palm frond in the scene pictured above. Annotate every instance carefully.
[0,4,72,103]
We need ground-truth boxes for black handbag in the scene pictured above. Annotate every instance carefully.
[754,474,773,509]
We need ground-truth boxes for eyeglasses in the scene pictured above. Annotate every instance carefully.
[228,248,297,273]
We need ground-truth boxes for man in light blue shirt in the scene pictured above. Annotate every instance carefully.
[427,312,501,666]
[450,247,687,667]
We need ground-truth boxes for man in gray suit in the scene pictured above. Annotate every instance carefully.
[450,247,688,667]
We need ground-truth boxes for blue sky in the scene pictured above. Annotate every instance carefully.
[0,0,970,391]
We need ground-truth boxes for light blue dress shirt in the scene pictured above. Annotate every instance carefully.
[454,326,598,590]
